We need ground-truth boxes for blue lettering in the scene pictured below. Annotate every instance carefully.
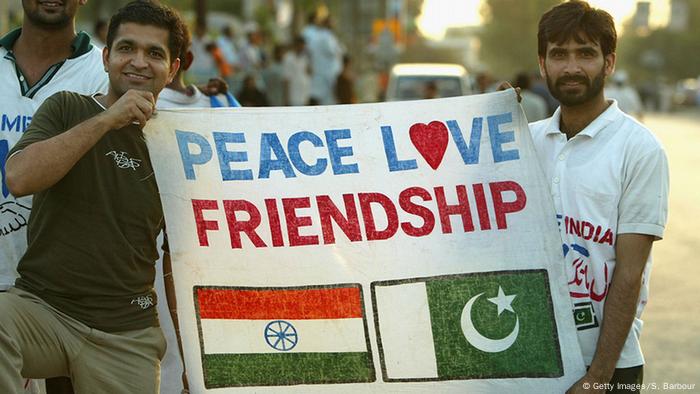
[1,115,21,132]
[213,132,253,181]
[287,131,327,176]
[1,139,9,198]
[324,129,359,175]
[22,116,32,131]
[259,133,296,179]
[488,113,520,163]
[447,118,482,165]
[176,130,213,180]
[381,126,417,172]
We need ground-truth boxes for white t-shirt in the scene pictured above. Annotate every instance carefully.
[282,51,311,106]
[529,101,669,368]
[158,85,217,108]
[0,30,108,290]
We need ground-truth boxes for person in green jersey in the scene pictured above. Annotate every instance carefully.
[0,1,185,393]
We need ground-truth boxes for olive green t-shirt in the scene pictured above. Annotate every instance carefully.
[9,91,163,332]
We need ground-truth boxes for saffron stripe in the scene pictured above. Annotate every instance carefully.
[197,286,363,319]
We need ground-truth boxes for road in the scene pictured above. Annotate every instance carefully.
[639,109,700,392]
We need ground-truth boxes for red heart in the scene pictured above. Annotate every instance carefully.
[409,121,449,170]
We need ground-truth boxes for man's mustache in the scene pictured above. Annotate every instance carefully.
[556,76,589,86]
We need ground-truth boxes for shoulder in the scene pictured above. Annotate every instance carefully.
[615,112,665,155]
[40,91,92,110]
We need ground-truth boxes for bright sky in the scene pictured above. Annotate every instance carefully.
[417,0,671,40]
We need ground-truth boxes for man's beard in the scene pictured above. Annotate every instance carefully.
[546,65,605,107]
[23,6,72,29]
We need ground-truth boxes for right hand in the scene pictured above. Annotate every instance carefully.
[101,90,156,129]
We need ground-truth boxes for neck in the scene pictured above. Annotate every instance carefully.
[559,93,610,139]
[165,75,191,95]
[15,20,77,61]
[97,89,122,109]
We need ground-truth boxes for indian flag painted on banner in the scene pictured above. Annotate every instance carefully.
[371,270,563,381]
[194,284,375,387]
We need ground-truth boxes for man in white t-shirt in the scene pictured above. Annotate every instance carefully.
[0,1,108,393]
[282,36,311,106]
[529,2,669,393]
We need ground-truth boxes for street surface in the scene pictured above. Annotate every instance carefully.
[639,109,700,392]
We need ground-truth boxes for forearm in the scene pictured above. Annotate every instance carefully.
[6,113,113,196]
[163,253,184,356]
[588,234,653,380]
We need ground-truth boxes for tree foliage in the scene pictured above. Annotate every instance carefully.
[618,0,700,82]
[478,0,559,79]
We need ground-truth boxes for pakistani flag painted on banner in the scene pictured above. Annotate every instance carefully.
[371,269,563,381]
[194,284,375,387]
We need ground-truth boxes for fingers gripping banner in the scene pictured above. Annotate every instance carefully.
[144,90,586,393]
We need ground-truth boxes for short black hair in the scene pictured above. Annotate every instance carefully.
[538,0,616,58]
[106,0,186,62]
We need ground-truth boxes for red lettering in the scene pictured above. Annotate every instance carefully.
[283,197,319,246]
[599,229,614,245]
[570,218,581,236]
[223,200,266,248]
[265,199,284,247]
[434,185,474,234]
[192,199,219,246]
[398,187,435,237]
[472,183,491,230]
[359,193,398,240]
[489,181,526,230]
[593,225,602,242]
[316,194,362,244]
[582,221,594,240]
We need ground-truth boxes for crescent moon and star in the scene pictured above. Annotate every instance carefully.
[460,286,520,353]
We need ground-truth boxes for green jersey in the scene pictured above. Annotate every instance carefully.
[9,91,163,332]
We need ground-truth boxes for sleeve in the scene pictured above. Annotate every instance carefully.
[617,145,669,239]
[8,92,66,157]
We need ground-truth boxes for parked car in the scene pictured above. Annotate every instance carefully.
[385,63,473,101]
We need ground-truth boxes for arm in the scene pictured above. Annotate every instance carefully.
[6,90,155,197]
[163,250,189,390]
[567,233,654,393]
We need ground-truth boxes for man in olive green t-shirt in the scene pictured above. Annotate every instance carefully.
[0,2,184,393]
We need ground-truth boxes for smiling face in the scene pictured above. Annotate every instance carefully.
[539,36,615,107]
[103,22,179,100]
[22,0,86,28]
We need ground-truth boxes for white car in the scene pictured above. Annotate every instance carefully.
[385,63,473,101]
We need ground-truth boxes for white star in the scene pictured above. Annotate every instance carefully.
[487,286,517,316]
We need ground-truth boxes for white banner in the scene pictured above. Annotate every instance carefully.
[144,90,585,393]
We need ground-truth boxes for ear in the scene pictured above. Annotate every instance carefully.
[102,46,109,72]
[166,58,181,84]
[182,51,194,71]
[604,52,616,77]
[79,0,88,5]
[537,56,546,78]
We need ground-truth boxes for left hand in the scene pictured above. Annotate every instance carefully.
[199,77,229,96]
[496,81,522,103]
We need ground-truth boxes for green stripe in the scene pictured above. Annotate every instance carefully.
[203,352,375,387]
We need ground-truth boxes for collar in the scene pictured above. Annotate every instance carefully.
[0,28,94,58]
[544,100,622,139]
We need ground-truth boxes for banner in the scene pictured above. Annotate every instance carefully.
[144,90,586,393]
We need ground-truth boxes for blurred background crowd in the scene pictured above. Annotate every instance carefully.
[2,0,699,115]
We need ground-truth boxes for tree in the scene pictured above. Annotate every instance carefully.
[478,0,559,79]
[618,0,700,83]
